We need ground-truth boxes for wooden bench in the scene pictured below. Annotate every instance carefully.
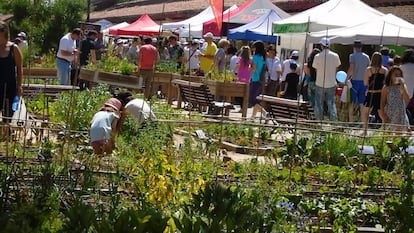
[172,79,234,115]
[23,83,79,99]
[257,94,315,124]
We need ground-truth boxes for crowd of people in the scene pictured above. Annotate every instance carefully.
[52,26,414,152]
[3,19,414,154]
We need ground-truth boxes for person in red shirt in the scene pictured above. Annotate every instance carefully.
[138,37,160,100]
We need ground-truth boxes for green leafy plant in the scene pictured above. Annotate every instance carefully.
[4,0,86,54]
[155,60,180,73]
[205,68,236,82]
[118,58,137,75]
[383,138,414,232]
[50,84,111,131]
[86,52,137,75]
[174,182,262,232]
[58,199,96,233]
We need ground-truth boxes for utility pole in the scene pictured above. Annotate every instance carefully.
[86,0,91,22]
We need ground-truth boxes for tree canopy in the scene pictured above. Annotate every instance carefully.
[0,0,87,54]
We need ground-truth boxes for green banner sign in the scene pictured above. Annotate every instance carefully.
[273,23,309,33]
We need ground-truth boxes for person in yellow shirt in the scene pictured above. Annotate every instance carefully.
[199,32,217,75]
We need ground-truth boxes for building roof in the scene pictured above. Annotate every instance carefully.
[90,0,285,23]
[90,0,414,24]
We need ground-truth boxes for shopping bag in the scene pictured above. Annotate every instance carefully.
[11,97,27,127]
[340,85,348,103]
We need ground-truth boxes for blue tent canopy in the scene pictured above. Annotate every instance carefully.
[228,10,282,43]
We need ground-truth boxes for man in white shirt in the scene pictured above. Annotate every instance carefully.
[312,37,341,121]
[56,28,81,85]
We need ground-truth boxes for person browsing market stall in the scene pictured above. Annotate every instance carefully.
[346,40,370,122]
[312,37,341,121]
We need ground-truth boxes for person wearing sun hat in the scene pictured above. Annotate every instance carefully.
[184,39,202,75]
[151,37,157,45]
[90,97,123,155]
[199,32,217,75]
[312,37,341,121]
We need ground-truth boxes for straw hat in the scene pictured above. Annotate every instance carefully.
[104,98,122,111]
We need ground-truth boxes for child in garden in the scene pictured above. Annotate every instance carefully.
[90,98,123,155]
[234,46,252,84]
[281,63,300,100]
[233,46,251,111]
[380,66,411,132]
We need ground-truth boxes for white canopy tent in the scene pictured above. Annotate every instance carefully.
[309,14,414,47]
[273,0,384,33]
[161,5,237,38]
[228,9,283,43]
[102,22,129,36]
[94,19,113,31]
[272,0,385,59]
[161,6,215,31]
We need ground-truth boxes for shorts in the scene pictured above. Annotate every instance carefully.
[91,139,106,148]
[350,80,367,104]
[364,92,381,110]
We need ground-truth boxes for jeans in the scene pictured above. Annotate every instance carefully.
[56,58,71,85]
[315,85,337,121]
[307,81,316,106]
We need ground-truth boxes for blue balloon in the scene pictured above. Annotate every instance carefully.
[336,71,347,83]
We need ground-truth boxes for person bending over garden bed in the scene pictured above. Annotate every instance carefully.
[115,92,157,127]
[90,98,123,155]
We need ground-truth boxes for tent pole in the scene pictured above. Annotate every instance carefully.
[87,0,91,22]
[293,17,311,144]
[396,27,401,46]
[221,0,224,38]
[379,21,385,46]
[266,13,271,45]
[319,26,329,125]
[158,2,166,38]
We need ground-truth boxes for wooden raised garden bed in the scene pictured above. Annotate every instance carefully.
[79,68,140,90]
[204,80,249,117]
